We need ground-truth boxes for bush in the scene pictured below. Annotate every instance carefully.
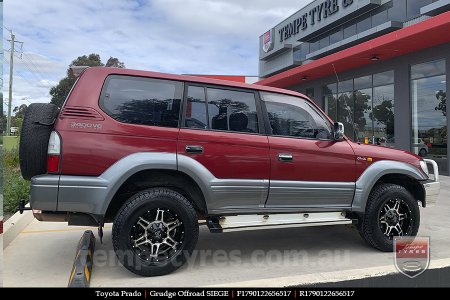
[3,148,30,214]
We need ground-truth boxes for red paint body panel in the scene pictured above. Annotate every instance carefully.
[269,137,356,182]
[348,142,424,179]
[55,67,423,179]
[178,129,270,179]
[56,67,288,176]
[59,127,179,176]
[257,11,450,88]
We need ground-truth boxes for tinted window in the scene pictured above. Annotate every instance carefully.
[261,92,332,140]
[372,9,388,27]
[207,88,259,133]
[185,86,207,129]
[343,23,356,39]
[329,29,342,45]
[319,36,330,49]
[407,0,432,19]
[100,75,183,127]
[356,17,371,34]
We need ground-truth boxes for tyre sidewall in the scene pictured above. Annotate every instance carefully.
[367,186,420,251]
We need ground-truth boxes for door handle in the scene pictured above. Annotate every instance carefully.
[278,153,293,162]
[185,145,204,154]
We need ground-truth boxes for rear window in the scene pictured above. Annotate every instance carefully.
[99,75,183,127]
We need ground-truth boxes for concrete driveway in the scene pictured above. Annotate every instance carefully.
[3,177,450,287]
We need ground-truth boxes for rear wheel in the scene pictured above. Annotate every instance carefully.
[358,183,420,252]
[112,188,198,276]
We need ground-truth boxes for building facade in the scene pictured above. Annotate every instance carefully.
[258,0,450,175]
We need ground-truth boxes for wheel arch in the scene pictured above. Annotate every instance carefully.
[96,153,213,222]
[104,169,208,222]
[352,160,427,213]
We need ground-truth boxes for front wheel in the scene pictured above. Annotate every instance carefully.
[358,183,420,252]
[112,188,199,276]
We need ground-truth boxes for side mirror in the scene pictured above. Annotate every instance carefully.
[333,122,345,141]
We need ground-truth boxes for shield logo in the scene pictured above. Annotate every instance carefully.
[394,237,430,278]
[262,29,274,53]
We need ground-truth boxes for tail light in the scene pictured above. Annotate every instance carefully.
[47,131,61,174]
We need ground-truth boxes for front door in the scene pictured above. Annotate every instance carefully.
[260,92,356,208]
[178,85,270,213]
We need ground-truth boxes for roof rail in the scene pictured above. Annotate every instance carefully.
[70,66,90,78]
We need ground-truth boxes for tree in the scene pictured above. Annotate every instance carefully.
[106,57,125,68]
[13,104,28,119]
[371,99,395,139]
[435,90,446,117]
[50,54,125,108]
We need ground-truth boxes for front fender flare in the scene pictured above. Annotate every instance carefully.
[351,160,427,213]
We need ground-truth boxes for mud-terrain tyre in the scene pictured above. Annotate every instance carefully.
[358,183,420,252]
[19,103,59,180]
[112,188,199,276]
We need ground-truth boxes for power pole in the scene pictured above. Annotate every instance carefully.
[6,32,15,136]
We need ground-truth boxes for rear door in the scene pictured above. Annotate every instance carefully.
[261,92,356,208]
[177,85,270,213]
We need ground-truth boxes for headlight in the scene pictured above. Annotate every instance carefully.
[420,160,429,176]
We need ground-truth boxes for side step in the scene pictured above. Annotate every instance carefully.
[207,211,353,233]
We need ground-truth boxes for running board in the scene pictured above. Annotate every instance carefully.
[207,212,354,233]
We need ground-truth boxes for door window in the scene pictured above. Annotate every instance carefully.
[261,92,332,140]
[207,88,259,133]
[185,86,207,129]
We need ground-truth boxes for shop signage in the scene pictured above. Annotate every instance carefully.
[278,0,354,43]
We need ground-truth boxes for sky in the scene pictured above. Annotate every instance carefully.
[2,0,309,110]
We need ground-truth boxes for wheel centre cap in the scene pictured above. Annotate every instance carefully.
[149,222,167,241]
[386,210,399,226]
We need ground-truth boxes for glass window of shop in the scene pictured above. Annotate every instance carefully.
[323,83,337,121]
[407,0,433,20]
[411,59,447,175]
[322,70,395,145]
[373,71,395,146]
[354,75,373,143]
[338,79,355,140]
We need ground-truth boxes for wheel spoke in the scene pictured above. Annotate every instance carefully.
[393,200,401,212]
[164,236,178,248]
[137,217,151,229]
[155,209,165,222]
[385,226,393,236]
[134,235,148,247]
[131,207,184,262]
[149,243,161,257]
[166,220,179,233]
[399,213,407,221]
[395,224,403,236]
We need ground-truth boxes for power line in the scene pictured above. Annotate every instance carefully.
[4,48,47,84]
[4,55,50,98]
[23,52,48,78]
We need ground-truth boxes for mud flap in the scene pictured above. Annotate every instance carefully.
[68,230,96,287]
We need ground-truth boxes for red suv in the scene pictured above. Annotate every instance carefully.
[20,67,440,276]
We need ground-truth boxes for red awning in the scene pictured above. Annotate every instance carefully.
[256,11,450,88]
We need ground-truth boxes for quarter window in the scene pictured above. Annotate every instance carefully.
[100,75,183,128]
[261,92,332,140]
